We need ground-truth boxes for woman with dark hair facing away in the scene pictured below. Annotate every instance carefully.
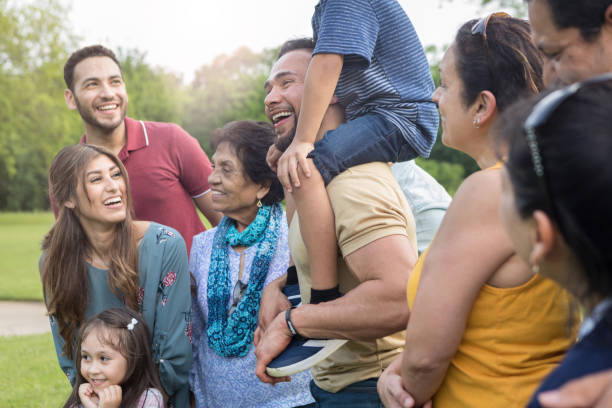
[189,120,314,408]
[41,144,191,407]
[377,14,579,408]
[64,308,165,408]
[497,75,612,408]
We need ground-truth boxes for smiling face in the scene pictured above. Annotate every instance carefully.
[529,0,612,85]
[208,142,269,227]
[431,45,475,151]
[65,56,128,133]
[264,49,311,143]
[68,154,127,228]
[80,327,128,392]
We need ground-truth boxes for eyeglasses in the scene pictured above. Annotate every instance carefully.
[471,12,511,44]
[522,72,612,215]
[228,279,247,317]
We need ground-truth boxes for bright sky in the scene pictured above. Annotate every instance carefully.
[62,0,504,83]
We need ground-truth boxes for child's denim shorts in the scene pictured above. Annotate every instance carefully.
[308,113,417,185]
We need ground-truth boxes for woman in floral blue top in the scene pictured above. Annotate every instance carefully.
[41,144,191,407]
[190,120,314,408]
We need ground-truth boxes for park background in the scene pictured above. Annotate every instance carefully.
[0,0,524,406]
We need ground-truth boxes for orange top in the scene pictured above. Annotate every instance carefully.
[405,164,578,407]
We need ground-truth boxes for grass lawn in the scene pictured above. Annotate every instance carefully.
[0,333,71,407]
[0,210,214,302]
[0,211,214,405]
[0,212,54,301]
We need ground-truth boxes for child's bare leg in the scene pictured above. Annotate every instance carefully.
[284,193,299,286]
[285,191,296,227]
[291,158,339,304]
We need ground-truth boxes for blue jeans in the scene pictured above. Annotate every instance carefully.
[308,113,417,185]
[309,378,383,407]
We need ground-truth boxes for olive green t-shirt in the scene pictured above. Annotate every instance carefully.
[289,162,417,393]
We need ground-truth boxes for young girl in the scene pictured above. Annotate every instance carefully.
[42,144,191,406]
[64,308,165,408]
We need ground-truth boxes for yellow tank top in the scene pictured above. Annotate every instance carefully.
[406,166,579,407]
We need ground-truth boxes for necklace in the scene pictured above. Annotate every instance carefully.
[206,203,282,357]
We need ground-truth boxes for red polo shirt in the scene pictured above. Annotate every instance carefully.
[52,118,212,255]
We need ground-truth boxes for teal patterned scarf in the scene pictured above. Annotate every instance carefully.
[207,203,282,357]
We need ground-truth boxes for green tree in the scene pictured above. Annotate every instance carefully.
[0,1,192,210]
[183,46,276,154]
[119,48,186,124]
[0,0,80,210]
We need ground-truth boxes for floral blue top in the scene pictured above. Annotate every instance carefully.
[46,223,192,408]
[189,213,314,408]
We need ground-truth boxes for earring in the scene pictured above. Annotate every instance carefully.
[473,118,480,128]
[257,199,262,208]
[532,264,540,274]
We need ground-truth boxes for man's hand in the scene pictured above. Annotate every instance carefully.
[256,280,291,341]
[538,370,612,408]
[266,145,283,173]
[78,383,99,408]
[277,141,314,192]
[97,385,122,408]
[254,310,293,384]
[378,355,417,408]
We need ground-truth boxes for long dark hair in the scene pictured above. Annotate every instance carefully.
[42,144,139,358]
[454,15,543,113]
[497,80,612,302]
[63,308,166,408]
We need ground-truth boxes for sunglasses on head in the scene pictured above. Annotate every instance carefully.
[471,12,511,43]
[228,278,247,317]
[522,72,612,215]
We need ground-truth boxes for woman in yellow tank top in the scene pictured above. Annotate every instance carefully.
[377,14,579,408]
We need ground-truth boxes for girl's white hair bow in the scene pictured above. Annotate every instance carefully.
[127,318,138,331]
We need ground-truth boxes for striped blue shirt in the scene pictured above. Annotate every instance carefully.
[312,0,438,157]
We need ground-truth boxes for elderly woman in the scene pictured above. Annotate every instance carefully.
[41,144,191,407]
[189,120,314,408]
[377,14,579,408]
[498,76,612,408]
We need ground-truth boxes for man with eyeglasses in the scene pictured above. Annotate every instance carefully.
[527,0,612,86]
[526,1,612,407]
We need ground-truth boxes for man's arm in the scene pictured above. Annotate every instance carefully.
[255,233,416,383]
[254,273,289,346]
[290,234,415,340]
[193,192,222,227]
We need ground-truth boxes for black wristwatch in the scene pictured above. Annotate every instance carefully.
[285,306,301,337]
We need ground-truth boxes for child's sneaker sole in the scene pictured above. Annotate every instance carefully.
[266,337,348,377]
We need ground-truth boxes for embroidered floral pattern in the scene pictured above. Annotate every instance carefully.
[163,271,177,287]
[162,296,168,307]
[137,287,145,306]
[185,322,192,343]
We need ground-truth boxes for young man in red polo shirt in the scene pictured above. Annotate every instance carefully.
[60,45,221,254]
